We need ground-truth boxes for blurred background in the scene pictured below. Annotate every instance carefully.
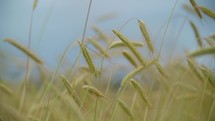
[0,0,215,82]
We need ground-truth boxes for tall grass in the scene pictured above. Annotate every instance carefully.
[0,1,215,121]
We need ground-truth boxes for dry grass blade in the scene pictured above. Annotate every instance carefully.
[117,99,134,119]
[199,6,215,20]
[60,75,81,106]
[138,20,154,53]
[78,41,98,76]
[112,30,145,64]
[188,47,215,57]
[189,0,202,19]
[155,62,169,78]
[130,79,152,107]
[120,58,157,88]
[109,41,143,49]
[4,38,43,64]
[0,83,13,95]
[89,38,110,58]
[189,21,203,47]
[122,50,138,67]
[187,59,204,82]
[82,85,104,98]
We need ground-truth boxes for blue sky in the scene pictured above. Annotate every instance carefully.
[0,0,215,81]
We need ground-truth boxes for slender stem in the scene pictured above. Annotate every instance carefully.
[81,0,93,43]
[157,0,178,59]
[98,71,113,121]
[19,9,34,112]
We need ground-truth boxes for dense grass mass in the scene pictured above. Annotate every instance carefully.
[0,0,215,121]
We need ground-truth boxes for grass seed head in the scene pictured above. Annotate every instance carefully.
[138,19,154,53]
[189,0,203,19]
[117,99,134,119]
[82,85,104,98]
[4,38,43,64]
[130,79,152,107]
